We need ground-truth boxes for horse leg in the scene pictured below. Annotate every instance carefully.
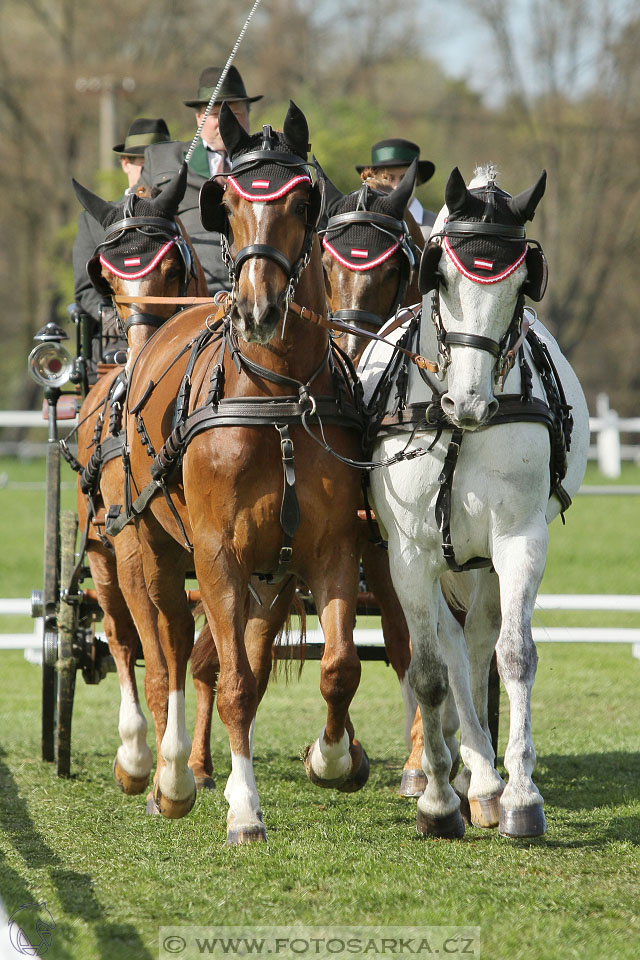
[303,552,367,791]
[492,526,548,838]
[136,514,196,820]
[85,538,153,794]
[360,539,415,748]
[381,543,465,838]
[189,623,219,791]
[194,550,267,844]
[436,589,506,829]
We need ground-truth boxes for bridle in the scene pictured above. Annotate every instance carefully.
[321,186,420,333]
[426,218,541,387]
[92,194,197,334]
[218,126,323,322]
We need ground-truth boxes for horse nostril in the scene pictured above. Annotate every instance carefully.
[487,398,499,419]
[441,395,455,415]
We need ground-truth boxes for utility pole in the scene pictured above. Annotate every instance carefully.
[75,75,136,169]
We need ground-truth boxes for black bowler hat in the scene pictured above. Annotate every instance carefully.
[112,118,172,156]
[183,65,263,108]
[356,138,435,185]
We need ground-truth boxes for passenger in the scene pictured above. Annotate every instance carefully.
[72,118,172,363]
[137,65,263,295]
[356,138,436,239]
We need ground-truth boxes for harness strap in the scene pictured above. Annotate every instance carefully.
[260,424,301,584]
[434,428,493,573]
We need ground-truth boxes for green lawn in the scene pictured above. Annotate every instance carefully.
[0,644,638,960]
[0,458,639,958]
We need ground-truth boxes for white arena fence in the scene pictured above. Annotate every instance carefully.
[1,394,639,660]
[1,391,640,476]
[2,596,639,661]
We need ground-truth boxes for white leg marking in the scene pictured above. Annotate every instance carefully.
[224,751,263,828]
[158,690,194,801]
[116,683,152,778]
[309,727,351,781]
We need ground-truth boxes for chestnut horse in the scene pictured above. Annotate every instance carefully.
[67,166,218,808]
[120,102,371,842]
[320,164,441,791]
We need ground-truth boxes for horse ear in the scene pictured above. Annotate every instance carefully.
[282,100,310,159]
[444,167,472,216]
[151,162,187,217]
[508,170,547,223]
[315,158,343,216]
[418,241,443,295]
[386,159,418,220]
[72,178,115,227]
[218,101,251,159]
[199,178,227,233]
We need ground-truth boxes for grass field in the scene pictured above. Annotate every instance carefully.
[0,645,639,960]
[0,457,639,959]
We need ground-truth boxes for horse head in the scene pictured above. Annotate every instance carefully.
[418,165,547,429]
[320,160,421,364]
[199,100,324,344]
[72,164,201,349]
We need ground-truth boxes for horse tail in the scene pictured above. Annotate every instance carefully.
[441,570,472,626]
[271,588,307,682]
[190,602,220,681]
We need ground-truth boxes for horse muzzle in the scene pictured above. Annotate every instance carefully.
[440,391,499,430]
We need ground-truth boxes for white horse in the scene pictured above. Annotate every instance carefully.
[360,166,589,838]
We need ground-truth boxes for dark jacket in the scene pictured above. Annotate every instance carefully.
[138,138,228,294]
[72,209,108,322]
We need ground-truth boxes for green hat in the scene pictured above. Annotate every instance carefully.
[183,65,263,108]
[356,138,435,185]
[113,118,171,156]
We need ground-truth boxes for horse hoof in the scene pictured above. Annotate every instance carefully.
[145,792,161,816]
[226,823,267,845]
[469,794,501,829]
[302,744,349,789]
[153,782,197,820]
[399,769,426,797]
[112,757,149,795]
[194,775,215,791]
[499,803,546,838]
[416,807,465,839]
[337,744,370,793]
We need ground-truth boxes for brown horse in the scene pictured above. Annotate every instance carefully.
[320,168,430,792]
[69,166,218,807]
[120,102,369,842]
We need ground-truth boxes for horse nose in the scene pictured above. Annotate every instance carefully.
[441,393,499,427]
[234,297,281,343]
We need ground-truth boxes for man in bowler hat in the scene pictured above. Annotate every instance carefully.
[137,65,262,294]
[72,118,172,363]
[357,138,436,238]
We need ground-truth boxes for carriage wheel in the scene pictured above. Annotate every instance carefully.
[54,511,80,777]
[41,438,61,762]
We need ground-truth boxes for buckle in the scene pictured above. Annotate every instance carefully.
[279,546,293,563]
[281,436,294,456]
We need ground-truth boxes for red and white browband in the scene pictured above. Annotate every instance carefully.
[443,237,526,284]
[227,174,312,202]
[100,238,177,279]
[322,237,401,272]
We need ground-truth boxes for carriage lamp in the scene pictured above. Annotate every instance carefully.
[28,322,73,388]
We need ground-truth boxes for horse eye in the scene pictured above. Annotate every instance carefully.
[294,201,307,216]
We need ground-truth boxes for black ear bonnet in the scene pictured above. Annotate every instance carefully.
[419,169,548,301]
[200,101,321,234]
